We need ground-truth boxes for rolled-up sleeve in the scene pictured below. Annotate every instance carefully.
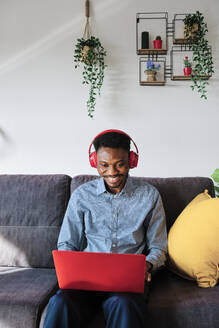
[57,191,85,251]
[145,192,168,272]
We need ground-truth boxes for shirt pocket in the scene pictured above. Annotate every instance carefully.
[84,210,107,238]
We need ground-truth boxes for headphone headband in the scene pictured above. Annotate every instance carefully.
[88,129,139,169]
[88,129,139,156]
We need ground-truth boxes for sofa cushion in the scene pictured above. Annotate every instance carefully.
[168,190,219,287]
[146,268,219,328]
[0,175,71,268]
[0,266,58,328]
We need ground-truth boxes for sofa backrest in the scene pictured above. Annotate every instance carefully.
[0,174,71,268]
[70,175,215,232]
[0,174,215,269]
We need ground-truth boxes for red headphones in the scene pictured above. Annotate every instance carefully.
[88,129,139,169]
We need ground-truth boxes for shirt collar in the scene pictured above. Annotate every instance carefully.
[97,177,107,195]
[96,175,133,196]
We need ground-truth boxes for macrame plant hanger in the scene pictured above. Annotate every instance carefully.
[83,0,91,40]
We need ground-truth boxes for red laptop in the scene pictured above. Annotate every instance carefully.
[52,250,146,294]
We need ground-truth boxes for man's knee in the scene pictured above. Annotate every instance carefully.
[45,291,81,325]
[48,291,73,311]
[48,294,66,309]
[103,295,132,313]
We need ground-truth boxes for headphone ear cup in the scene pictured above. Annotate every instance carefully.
[129,151,138,168]
[89,151,98,168]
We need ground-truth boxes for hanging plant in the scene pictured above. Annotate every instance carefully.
[74,0,107,118]
[74,37,106,118]
[183,11,214,99]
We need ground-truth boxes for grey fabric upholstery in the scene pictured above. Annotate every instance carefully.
[1,174,218,328]
[0,174,71,268]
[39,304,48,328]
[0,266,58,328]
[147,268,219,328]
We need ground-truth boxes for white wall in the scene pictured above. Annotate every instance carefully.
[0,0,218,178]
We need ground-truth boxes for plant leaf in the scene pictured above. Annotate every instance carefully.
[211,168,219,183]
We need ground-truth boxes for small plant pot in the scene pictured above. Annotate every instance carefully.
[184,23,198,40]
[184,67,192,76]
[145,71,157,82]
[80,45,95,65]
[80,45,90,59]
[153,40,162,49]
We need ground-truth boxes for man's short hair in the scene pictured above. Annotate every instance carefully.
[93,132,130,153]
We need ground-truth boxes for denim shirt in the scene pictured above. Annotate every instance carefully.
[58,176,168,272]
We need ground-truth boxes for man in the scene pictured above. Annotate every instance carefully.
[44,129,167,328]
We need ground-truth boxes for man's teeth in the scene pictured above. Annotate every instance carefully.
[109,177,120,182]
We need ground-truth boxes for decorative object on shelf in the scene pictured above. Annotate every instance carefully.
[136,12,168,55]
[73,0,107,118]
[183,11,214,99]
[211,169,219,198]
[153,36,162,49]
[184,12,200,42]
[139,57,166,86]
[141,31,149,49]
[183,56,192,76]
[144,60,161,82]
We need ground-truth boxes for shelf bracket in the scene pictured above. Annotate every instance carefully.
[167,22,174,37]
[165,65,172,79]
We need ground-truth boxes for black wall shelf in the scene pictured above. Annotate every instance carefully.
[136,12,168,54]
[136,11,212,86]
[139,56,166,86]
[170,45,211,80]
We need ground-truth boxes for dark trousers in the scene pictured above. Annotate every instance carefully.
[43,286,149,328]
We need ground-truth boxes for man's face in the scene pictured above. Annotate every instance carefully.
[96,147,130,194]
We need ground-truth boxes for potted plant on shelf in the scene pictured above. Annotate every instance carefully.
[183,14,199,41]
[183,11,214,99]
[144,60,161,82]
[153,36,162,49]
[184,56,192,76]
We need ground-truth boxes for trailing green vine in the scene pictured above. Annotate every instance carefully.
[183,11,214,99]
[74,36,107,118]
[211,169,219,198]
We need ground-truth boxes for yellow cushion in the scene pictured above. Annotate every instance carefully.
[168,190,219,288]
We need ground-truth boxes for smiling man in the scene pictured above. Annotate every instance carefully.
[96,146,129,193]
[44,129,167,328]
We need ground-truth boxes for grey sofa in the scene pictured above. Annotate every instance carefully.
[0,174,218,328]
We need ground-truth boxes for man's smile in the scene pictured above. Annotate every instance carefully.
[103,174,125,184]
[106,176,122,184]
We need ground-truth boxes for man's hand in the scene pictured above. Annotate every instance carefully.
[146,261,152,282]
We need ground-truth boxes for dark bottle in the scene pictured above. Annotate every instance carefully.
[141,31,149,49]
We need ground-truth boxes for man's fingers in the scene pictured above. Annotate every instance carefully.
[146,272,152,282]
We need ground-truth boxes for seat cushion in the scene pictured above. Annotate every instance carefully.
[147,268,219,328]
[0,174,71,268]
[0,266,58,328]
